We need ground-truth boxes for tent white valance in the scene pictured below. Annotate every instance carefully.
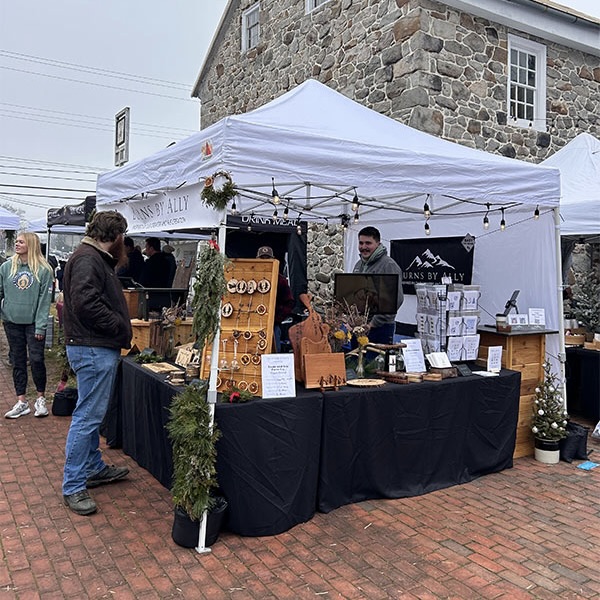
[0,206,20,230]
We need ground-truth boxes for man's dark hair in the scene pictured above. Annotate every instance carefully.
[86,211,128,242]
[145,237,161,252]
[358,226,381,242]
[123,236,134,250]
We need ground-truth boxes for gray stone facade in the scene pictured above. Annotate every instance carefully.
[196,0,599,162]
[195,0,599,307]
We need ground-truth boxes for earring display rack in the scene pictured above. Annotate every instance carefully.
[200,258,279,397]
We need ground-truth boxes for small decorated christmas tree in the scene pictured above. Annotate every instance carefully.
[571,269,600,333]
[531,362,569,441]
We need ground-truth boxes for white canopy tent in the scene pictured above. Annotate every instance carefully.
[0,206,20,231]
[97,79,565,552]
[542,132,600,242]
[97,78,563,363]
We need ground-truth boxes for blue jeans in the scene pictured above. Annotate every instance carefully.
[62,346,121,495]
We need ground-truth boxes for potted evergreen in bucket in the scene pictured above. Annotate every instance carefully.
[531,362,569,464]
[166,380,226,548]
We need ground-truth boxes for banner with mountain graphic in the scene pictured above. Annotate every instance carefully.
[390,236,474,295]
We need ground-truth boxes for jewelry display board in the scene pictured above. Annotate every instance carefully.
[200,258,279,397]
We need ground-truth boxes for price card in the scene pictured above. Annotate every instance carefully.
[487,346,503,372]
[528,308,546,326]
[402,338,427,373]
[261,354,296,399]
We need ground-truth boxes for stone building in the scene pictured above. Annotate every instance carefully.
[192,0,599,307]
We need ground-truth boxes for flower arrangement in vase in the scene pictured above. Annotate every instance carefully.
[324,300,371,377]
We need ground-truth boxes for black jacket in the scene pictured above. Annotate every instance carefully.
[63,237,132,349]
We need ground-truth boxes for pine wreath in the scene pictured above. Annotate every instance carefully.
[201,170,236,211]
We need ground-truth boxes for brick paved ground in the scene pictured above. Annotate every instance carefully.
[0,338,599,599]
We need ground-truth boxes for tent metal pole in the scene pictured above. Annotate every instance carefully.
[195,221,227,555]
[554,206,567,409]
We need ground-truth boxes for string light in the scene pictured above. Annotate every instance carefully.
[230,197,238,215]
[247,213,253,231]
[283,203,289,220]
[483,202,490,230]
[325,219,329,233]
[271,177,280,205]
[423,196,431,218]
[272,207,278,218]
[353,211,360,224]
[351,188,360,212]
[296,223,302,235]
[500,207,506,231]
[534,205,540,219]
[424,219,430,236]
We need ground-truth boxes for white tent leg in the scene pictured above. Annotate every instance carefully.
[195,223,227,554]
[554,207,567,409]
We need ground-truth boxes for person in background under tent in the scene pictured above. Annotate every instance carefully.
[117,236,144,282]
[1,232,54,419]
[162,244,177,287]
[352,226,403,346]
[138,237,171,288]
[256,246,295,352]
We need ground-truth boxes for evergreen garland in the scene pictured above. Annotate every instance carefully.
[166,380,221,520]
[191,239,229,356]
[531,362,569,441]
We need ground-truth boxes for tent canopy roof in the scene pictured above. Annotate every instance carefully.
[542,132,600,239]
[97,79,559,229]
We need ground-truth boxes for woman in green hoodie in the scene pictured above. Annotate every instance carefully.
[1,232,54,418]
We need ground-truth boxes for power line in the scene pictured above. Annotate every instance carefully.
[0,191,87,201]
[1,66,196,102]
[0,183,95,193]
[0,164,103,175]
[0,155,108,171]
[0,50,192,91]
[0,170,96,183]
[0,102,197,134]
[0,112,185,141]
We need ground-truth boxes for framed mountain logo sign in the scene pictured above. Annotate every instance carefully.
[390,236,475,295]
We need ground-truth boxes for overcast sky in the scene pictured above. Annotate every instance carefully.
[0,0,598,223]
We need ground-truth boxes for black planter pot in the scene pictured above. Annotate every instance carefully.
[534,437,560,451]
[171,498,228,548]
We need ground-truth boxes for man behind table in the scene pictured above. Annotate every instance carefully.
[352,226,403,345]
[62,211,133,516]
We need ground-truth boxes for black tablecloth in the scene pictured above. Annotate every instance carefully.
[566,347,600,421]
[105,359,521,536]
[115,358,323,537]
[318,370,521,513]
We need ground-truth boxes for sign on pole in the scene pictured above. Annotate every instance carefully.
[115,107,130,167]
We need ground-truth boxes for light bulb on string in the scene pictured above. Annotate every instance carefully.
[351,189,359,212]
[500,207,506,231]
[271,177,280,205]
[325,219,329,233]
[247,213,254,231]
[283,204,289,220]
[272,207,278,218]
[483,202,490,230]
[230,197,238,215]
[424,219,431,236]
[423,196,431,218]
[534,205,540,220]
[353,211,360,224]
[296,223,302,235]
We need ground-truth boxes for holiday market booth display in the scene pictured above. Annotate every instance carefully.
[96,80,564,547]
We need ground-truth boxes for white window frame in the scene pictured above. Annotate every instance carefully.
[305,0,330,13]
[241,3,260,53]
[507,34,546,132]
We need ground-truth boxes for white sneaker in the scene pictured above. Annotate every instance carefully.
[5,401,31,419]
[34,397,49,418]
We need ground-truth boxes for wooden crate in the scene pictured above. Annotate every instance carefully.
[130,319,194,355]
[200,258,279,397]
[123,290,143,319]
[478,329,549,459]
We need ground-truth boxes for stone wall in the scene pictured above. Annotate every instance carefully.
[306,223,345,306]
[198,0,599,161]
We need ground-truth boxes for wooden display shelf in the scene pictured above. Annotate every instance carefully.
[200,258,279,397]
[129,318,194,355]
[478,326,557,459]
